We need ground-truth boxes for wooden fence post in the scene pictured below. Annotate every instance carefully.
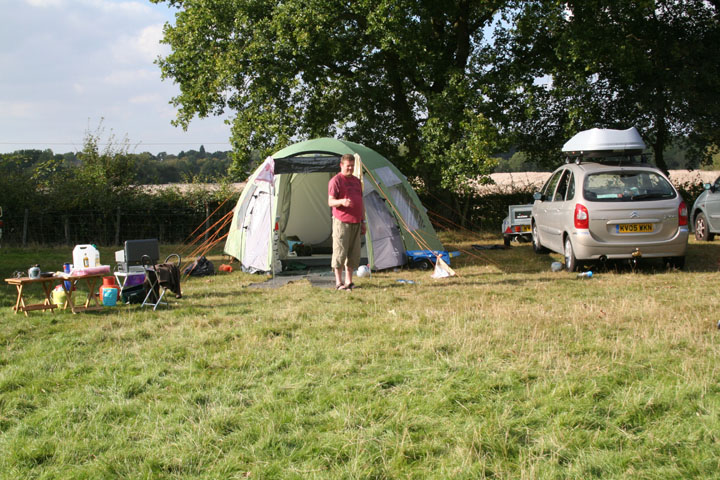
[115,207,121,246]
[204,201,210,241]
[22,208,29,246]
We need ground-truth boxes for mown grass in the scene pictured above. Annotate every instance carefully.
[1,235,720,479]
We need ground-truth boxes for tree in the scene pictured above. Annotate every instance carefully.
[61,123,138,211]
[153,0,506,199]
[490,0,720,173]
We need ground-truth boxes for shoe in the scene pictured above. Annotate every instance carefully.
[345,282,355,290]
[335,283,346,290]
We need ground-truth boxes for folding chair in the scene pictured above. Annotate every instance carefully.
[141,253,182,310]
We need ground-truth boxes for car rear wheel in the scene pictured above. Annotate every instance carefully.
[532,222,548,254]
[564,236,578,272]
[694,212,715,241]
[503,234,511,247]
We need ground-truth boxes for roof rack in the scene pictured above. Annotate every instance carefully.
[565,154,649,166]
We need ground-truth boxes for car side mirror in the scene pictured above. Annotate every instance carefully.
[533,192,544,201]
[704,183,716,192]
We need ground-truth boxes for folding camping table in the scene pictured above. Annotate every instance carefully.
[5,276,58,316]
[58,272,105,314]
[5,272,105,315]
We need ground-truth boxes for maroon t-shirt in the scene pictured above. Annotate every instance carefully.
[328,173,363,223]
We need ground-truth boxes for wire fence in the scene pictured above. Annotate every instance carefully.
[0,203,236,247]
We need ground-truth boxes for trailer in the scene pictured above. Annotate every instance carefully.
[501,204,533,246]
[406,250,461,270]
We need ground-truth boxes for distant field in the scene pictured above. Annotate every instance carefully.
[482,170,720,193]
[1,235,719,478]
[136,170,720,196]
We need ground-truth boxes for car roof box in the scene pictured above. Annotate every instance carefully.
[562,127,646,158]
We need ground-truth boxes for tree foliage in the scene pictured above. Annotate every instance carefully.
[490,0,720,172]
[153,0,506,193]
[152,0,720,190]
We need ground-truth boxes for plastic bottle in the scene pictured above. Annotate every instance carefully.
[83,253,89,268]
[576,271,593,279]
[92,244,100,267]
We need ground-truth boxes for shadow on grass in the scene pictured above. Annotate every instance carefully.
[463,240,720,274]
[684,241,720,272]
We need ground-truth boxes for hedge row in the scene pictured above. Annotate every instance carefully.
[0,186,239,247]
[0,181,706,247]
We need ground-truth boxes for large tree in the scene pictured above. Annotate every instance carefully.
[152,0,506,197]
[490,0,720,172]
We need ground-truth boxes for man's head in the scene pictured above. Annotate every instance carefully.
[340,154,355,176]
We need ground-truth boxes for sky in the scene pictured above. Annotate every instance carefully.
[0,0,232,155]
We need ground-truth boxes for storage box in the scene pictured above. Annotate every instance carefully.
[116,239,159,272]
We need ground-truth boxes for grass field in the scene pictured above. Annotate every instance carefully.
[1,234,719,479]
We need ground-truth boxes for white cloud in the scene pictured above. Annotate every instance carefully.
[81,0,155,18]
[25,0,64,7]
[103,68,156,86]
[0,1,229,155]
[129,93,163,105]
[113,24,169,65]
[0,101,40,119]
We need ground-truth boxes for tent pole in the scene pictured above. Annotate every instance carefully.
[271,182,276,283]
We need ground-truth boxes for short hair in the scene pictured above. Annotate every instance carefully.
[340,154,354,163]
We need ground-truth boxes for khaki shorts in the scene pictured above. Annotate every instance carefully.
[332,217,362,270]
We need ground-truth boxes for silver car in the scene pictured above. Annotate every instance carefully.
[691,176,720,241]
[531,128,689,271]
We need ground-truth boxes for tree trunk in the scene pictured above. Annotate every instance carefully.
[653,112,669,176]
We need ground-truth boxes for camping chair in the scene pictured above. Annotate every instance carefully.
[141,253,182,310]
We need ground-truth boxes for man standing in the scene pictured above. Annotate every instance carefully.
[328,154,366,290]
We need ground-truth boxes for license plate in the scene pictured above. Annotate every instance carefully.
[617,223,653,233]
[520,225,531,232]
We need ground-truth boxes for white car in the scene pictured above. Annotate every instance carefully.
[531,128,689,271]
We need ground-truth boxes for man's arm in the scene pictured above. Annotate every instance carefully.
[329,195,351,208]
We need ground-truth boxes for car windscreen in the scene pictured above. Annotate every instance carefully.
[583,171,676,202]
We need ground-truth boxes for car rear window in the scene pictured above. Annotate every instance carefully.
[583,171,676,202]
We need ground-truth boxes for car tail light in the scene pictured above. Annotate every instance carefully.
[574,204,589,229]
[678,201,688,226]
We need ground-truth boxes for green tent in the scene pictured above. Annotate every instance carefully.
[224,138,443,272]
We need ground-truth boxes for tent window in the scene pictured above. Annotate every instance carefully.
[274,155,340,174]
[388,185,422,231]
[374,167,403,187]
[363,176,377,195]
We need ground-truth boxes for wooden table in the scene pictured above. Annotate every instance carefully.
[5,276,59,316]
[5,272,106,315]
[59,273,105,314]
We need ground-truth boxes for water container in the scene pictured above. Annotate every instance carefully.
[52,287,66,307]
[102,288,118,307]
[73,245,100,269]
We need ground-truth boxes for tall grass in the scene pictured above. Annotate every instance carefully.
[1,235,719,478]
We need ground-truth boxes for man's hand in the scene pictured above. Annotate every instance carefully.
[361,223,366,235]
[329,196,353,208]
